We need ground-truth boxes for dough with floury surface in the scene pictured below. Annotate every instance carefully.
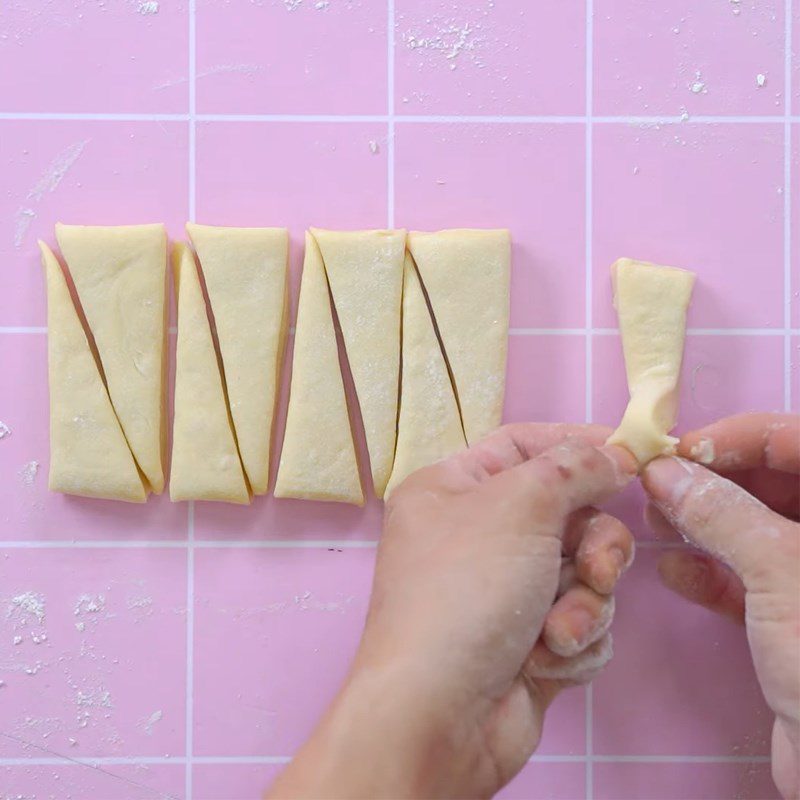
[311,228,404,499]
[170,243,250,504]
[606,258,696,465]
[40,241,146,503]
[385,254,467,497]
[186,223,289,496]
[55,223,168,494]
[274,232,363,505]
[407,229,510,446]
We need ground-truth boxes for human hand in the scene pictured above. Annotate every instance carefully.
[641,413,800,800]
[269,424,636,799]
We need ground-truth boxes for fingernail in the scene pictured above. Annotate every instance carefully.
[642,456,695,506]
[601,445,638,485]
[611,546,628,575]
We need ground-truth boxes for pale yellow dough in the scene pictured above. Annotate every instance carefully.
[170,243,250,504]
[311,228,404,498]
[274,233,363,505]
[408,229,510,445]
[40,242,146,503]
[606,258,696,465]
[55,223,168,494]
[186,223,289,495]
[385,254,467,497]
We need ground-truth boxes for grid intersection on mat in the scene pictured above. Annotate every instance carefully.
[0,1,795,798]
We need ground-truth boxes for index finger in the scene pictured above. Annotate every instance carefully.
[679,413,800,473]
[490,440,637,521]
[455,422,614,484]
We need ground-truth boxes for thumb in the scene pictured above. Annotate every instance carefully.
[642,456,796,592]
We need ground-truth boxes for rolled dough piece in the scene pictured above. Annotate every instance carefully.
[55,223,168,494]
[311,228,404,498]
[274,233,363,505]
[408,229,510,445]
[385,254,467,497]
[606,258,696,465]
[186,223,289,495]
[170,243,250,504]
[40,242,146,503]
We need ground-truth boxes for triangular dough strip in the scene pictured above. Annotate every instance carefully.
[311,228,404,498]
[408,229,510,445]
[186,223,289,495]
[385,254,467,497]
[606,258,696,465]
[274,232,363,505]
[55,223,168,494]
[170,243,250,504]
[40,242,146,503]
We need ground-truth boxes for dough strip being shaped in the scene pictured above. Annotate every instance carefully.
[170,243,250,504]
[40,242,146,502]
[606,258,696,465]
[55,223,168,494]
[407,229,510,446]
[385,253,467,497]
[274,232,363,505]
[186,224,289,495]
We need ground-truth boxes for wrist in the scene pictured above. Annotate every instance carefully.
[270,662,485,799]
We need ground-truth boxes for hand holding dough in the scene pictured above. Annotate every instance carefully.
[606,258,696,465]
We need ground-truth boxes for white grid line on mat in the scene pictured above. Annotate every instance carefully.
[584,1,595,795]
[784,0,794,413]
[185,0,198,796]
[0,754,772,768]
[1,112,799,124]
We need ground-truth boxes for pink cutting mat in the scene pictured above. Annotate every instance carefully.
[1,1,798,799]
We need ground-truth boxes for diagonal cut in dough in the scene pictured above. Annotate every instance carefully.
[408,229,511,446]
[40,242,146,503]
[274,232,363,505]
[385,253,467,497]
[170,243,250,504]
[311,228,404,499]
[55,223,168,494]
[186,223,289,495]
[606,257,696,465]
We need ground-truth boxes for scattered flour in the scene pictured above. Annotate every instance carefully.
[756,73,766,87]
[137,0,159,13]
[8,591,46,624]
[0,421,11,440]
[688,71,707,94]
[18,461,40,486]
[74,593,106,618]
[368,140,379,154]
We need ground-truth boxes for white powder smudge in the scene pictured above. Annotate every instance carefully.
[18,460,40,486]
[13,635,23,645]
[368,140,379,154]
[137,0,159,13]
[293,590,353,613]
[27,140,89,202]
[8,592,46,624]
[284,0,303,9]
[756,73,766,87]
[154,63,262,90]
[142,709,163,735]
[0,421,11,440]
[13,208,36,249]
[315,0,329,8]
